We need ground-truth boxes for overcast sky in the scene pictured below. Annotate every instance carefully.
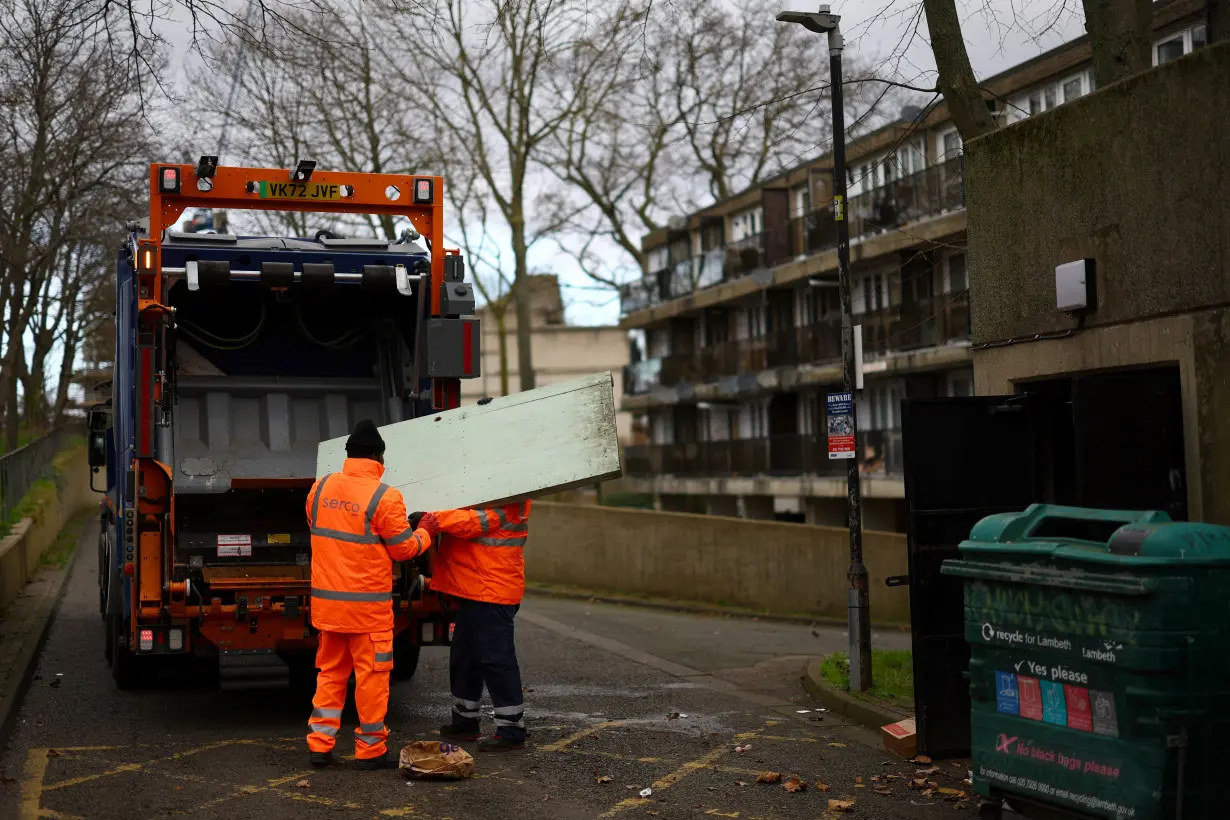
[158,1,1087,327]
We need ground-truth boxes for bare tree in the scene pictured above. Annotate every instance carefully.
[876,1,1160,142]
[542,0,887,284]
[0,0,154,447]
[184,1,435,240]
[388,0,631,392]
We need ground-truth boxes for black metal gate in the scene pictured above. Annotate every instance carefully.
[901,396,1043,758]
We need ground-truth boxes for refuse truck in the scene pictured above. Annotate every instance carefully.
[85,160,481,689]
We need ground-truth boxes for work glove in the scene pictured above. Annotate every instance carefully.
[408,511,424,530]
[416,511,441,539]
[477,396,493,406]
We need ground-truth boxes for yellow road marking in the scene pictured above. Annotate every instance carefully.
[181,769,316,815]
[538,720,623,752]
[380,809,420,817]
[37,811,83,819]
[43,739,247,792]
[20,749,50,820]
[599,744,737,817]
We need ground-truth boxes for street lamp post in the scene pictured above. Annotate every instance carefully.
[776,4,872,693]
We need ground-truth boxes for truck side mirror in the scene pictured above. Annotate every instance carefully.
[88,431,107,468]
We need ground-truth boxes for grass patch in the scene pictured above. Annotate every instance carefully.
[820,649,914,709]
[42,509,92,570]
[1,442,87,536]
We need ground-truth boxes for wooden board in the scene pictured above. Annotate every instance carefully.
[316,372,622,511]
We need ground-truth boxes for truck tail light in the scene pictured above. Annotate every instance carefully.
[158,166,181,194]
[168,628,183,651]
[448,621,455,641]
[413,178,433,204]
[139,629,154,651]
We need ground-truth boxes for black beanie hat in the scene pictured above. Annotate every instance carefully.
[345,419,385,459]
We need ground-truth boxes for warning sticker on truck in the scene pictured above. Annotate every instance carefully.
[217,534,252,557]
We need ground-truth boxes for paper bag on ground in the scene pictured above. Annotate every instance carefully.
[398,741,475,780]
[316,372,622,510]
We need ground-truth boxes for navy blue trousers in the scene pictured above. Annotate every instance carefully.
[449,598,525,741]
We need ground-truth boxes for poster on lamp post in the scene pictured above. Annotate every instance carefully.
[826,392,856,460]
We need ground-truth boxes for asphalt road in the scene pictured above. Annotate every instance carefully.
[0,521,974,819]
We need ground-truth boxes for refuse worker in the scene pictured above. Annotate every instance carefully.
[305,419,440,770]
[412,487,530,752]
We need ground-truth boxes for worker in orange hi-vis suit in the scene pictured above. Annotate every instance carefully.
[305,419,440,770]
[411,460,531,752]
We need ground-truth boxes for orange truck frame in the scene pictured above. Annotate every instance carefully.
[86,159,481,689]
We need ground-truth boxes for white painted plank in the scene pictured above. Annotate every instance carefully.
[316,372,622,510]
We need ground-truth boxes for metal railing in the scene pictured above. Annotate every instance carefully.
[621,157,965,314]
[1,428,65,524]
[622,293,970,394]
[624,429,903,479]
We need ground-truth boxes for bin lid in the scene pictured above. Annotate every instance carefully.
[960,504,1230,565]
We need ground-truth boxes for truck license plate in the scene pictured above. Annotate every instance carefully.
[257,181,345,201]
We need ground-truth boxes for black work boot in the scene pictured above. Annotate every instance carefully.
[309,751,334,768]
[478,734,524,752]
[353,751,398,770]
[439,722,481,742]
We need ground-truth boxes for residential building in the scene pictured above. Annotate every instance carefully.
[618,0,1208,531]
[462,274,633,441]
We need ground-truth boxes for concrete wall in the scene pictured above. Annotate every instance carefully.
[525,502,911,624]
[967,41,1230,345]
[0,449,95,615]
[967,41,1230,525]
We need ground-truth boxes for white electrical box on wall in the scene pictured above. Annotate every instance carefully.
[1056,258,1095,312]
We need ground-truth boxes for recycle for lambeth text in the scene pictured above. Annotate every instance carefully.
[982,623,1073,651]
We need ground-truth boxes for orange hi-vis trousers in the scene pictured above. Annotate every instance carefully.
[307,630,394,760]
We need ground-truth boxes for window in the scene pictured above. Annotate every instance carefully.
[745,305,766,339]
[947,254,968,292]
[1156,36,1184,65]
[1029,94,1042,115]
[949,372,974,398]
[860,164,871,190]
[1087,68,1096,92]
[1193,25,1208,50]
[942,131,962,160]
[1063,77,1082,102]
[1044,87,1056,109]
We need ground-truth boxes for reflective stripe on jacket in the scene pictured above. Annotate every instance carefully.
[430,501,530,605]
[306,458,433,632]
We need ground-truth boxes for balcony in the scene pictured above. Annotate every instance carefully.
[621,156,965,314]
[623,293,969,394]
[623,429,903,480]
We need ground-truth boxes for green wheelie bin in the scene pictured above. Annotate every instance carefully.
[941,504,1230,820]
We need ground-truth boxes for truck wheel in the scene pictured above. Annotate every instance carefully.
[392,639,421,681]
[109,614,145,690]
[97,528,110,618]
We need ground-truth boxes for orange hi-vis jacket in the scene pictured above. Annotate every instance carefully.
[431,501,531,606]
[306,458,433,633]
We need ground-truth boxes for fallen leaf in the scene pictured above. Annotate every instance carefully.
[736,780,749,787]
[937,788,967,799]
[856,777,863,785]
[917,766,940,775]
[756,771,782,784]
[734,744,752,753]
[46,750,60,758]
[542,795,552,802]
[874,786,893,796]
[828,742,847,748]
[828,799,855,812]
[910,755,933,764]
[640,788,653,797]
[923,789,935,798]
[597,776,612,784]
[816,781,832,792]
[783,776,807,793]
[911,778,927,789]
[296,780,311,789]
[951,761,964,769]
[668,712,681,720]
[173,786,184,792]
